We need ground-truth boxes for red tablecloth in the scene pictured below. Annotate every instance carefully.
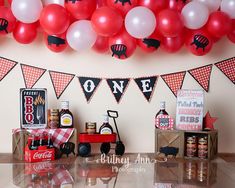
[13,128,75,148]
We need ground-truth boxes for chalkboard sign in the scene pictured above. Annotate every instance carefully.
[155,115,174,130]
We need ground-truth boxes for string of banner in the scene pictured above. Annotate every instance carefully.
[0,56,234,103]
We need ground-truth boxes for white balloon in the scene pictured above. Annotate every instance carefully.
[182,1,209,29]
[221,0,235,19]
[66,20,97,51]
[11,0,43,23]
[194,0,221,12]
[42,0,64,7]
[125,6,156,39]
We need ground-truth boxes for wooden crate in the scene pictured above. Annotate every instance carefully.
[154,162,184,184]
[154,160,217,187]
[12,128,78,160]
[12,129,30,160]
[155,129,184,158]
[155,129,218,160]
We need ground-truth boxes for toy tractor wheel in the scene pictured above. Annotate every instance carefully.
[78,143,91,157]
[100,143,111,155]
[115,141,125,156]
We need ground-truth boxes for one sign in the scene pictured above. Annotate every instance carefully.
[20,88,47,129]
[176,89,204,131]
[155,115,174,130]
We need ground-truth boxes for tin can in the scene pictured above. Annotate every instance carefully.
[186,136,197,157]
[198,136,208,159]
[85,122,96,134]
[47,109,59,129]
[185,161,197,180]
[197,161,208,182]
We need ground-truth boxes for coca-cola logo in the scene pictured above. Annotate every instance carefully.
[32,162,53,172]
[33,151,53,160]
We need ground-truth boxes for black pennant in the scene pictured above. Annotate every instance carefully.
[106,78,130,103]
[134,76,158,102]
[78,77,102,103]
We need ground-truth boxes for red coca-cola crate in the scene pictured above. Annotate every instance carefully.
[24,145,55,163]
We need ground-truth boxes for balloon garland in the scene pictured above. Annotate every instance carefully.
[1,0,235,59]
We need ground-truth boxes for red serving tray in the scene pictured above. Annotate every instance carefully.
[79,133,117,143]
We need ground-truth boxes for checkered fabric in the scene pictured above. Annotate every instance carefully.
[27,128,74,148]
[52,168,74,186]
[161,71,186,97]
[188,64,212,92]
[215,57,235,84]
[21,64,46,88]
[155,115,174,130]
[49,71,75,99]
[0,57,17,81]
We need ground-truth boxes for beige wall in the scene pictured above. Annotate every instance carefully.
[0,34,234,153]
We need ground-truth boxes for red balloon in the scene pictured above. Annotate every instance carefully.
[65,0,96,20]
[44,32,67,53]
[0,6,16,35]
[227,19,235,43]
[206,11,232,38]
[0,0,4,6]
[106,0,138,17]
[92,35,109,53]
[139,0,169,12]
[158,9,184,38]
[109,28,137,59]
[91,7,123,37]
[40,4,70,35]
[13,22,37,44]
[161,33,184,53]
[7,0,12,5]
[185,30,213,56]
[97,0,107,8]
[168,0,190,12]
[138,30,163,53]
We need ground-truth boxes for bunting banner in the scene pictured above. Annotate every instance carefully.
[0,56,235,102]
[0,56,17,82]
[78,76,102,103]
[20,64,47,89]
[134,76,158,102]
[49,71,75,99]
[188,64,213,92]
[215,57,235,85]
[106,78,130,103]
[161,71,186,97]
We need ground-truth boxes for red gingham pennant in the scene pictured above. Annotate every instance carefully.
[20,64,46,88]
[49,71,75,99]
[0,57,17,81]
[215,57,235,84]
[188,64,213,92]
[161,71,186,97]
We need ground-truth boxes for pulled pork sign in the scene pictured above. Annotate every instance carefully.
[20,89,47,129]
[176,89,204,131]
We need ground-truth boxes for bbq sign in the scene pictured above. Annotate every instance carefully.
[20,89,47,129]
[176,89,204,131]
